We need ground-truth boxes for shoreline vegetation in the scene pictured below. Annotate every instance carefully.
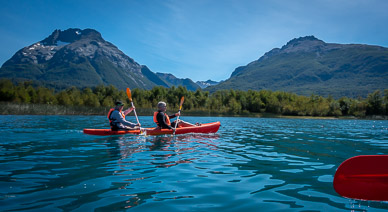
[1,103,387,120]
[0,79,387,120]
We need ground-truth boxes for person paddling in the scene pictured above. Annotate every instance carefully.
[108,101,141,131]
[153,101,197,132]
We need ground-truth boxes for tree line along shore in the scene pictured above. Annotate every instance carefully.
[0,79,387,118]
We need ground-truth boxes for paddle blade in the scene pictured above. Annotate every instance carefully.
[126,88,132,102]
[333,155,388,201]
[179,96,184,110]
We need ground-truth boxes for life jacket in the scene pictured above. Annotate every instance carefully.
[108,108,125,130]
[153,111,170,126]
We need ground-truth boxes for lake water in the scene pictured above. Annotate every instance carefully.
[0,115,387,211]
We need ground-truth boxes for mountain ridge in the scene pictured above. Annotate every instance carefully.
[207,36,388,98]
[156,72,200,91]
[196,80,221,89]
[1,31,387,98]
[0,28,165,90]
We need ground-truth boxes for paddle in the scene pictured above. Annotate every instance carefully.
[173,96,184,135]
[333,155,388,201]
[126,88,140,126]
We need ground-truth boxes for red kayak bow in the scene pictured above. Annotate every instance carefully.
[333,155,388,201]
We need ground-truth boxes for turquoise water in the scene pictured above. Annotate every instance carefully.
[0,115,387,211]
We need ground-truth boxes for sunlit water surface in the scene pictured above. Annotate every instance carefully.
[0,115,387,211]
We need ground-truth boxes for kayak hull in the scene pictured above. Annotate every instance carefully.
[333,155,388,201]
[83,122,221,136]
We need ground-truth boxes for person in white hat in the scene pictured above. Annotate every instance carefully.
[153,101,197,132]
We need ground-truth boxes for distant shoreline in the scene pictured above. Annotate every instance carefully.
[1,103,387,120]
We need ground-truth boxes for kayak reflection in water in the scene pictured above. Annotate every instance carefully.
[107,101,141,131]
[153,101,199,133]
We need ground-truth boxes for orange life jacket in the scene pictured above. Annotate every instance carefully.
[154,111,170,126]
[108,108,125,129]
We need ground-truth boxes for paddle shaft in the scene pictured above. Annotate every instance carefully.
[173,97,184,135]
[126,88,140,126]
[173,109,181,134]
[131,102,140,125]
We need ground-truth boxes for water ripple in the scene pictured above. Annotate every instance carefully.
[0,116,387,211]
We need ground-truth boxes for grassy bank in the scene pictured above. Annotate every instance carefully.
[0,103,162,116]
[1,102,387,120]
[0,103,272,117]
[0,102,106,115]
[0,103,234,116]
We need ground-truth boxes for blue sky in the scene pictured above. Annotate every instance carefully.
[0,0,387,82]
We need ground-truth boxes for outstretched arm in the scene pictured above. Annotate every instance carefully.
[168,112,179,119]
[112,111,139,128]
[123,106,135,116]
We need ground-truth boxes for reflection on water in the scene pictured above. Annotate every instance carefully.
[0,116,387,211]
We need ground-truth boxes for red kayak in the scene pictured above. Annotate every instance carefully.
[83,121,221,136]
[333,155,388,201]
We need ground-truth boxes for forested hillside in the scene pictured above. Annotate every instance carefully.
[1,79,387,117]
[207,36,388,98]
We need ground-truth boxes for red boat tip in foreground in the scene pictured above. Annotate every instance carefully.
[333,155,388,201]
[83,121,221,136]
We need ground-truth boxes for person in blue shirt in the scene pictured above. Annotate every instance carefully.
[107,101,141,130]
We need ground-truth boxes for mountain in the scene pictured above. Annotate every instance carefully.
[206,36,388,98]
[0,28,169,90]
[156,72,200,91]
[196,80,220,89]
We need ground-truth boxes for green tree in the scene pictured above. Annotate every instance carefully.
[349,98,367,117]
[0,79,15,101]
[56,91,72,106]
[15,85,31,103]
[328,101,342,116]
[82,88,100,107]
[102,96,114,107]
[366,90,383,115]
[36,87,57,104]
[228,98,241,114]
[247,91,263,113]
[338,97,352,116]
[384,89,388,115]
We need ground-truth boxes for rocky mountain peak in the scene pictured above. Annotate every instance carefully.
[196,80,220,89]
[2,28,128,67]
[280,35,326,53]
[0,28,166,90]
[41,28,102,46]
[284,36,323,46]
[258,36,339,62]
